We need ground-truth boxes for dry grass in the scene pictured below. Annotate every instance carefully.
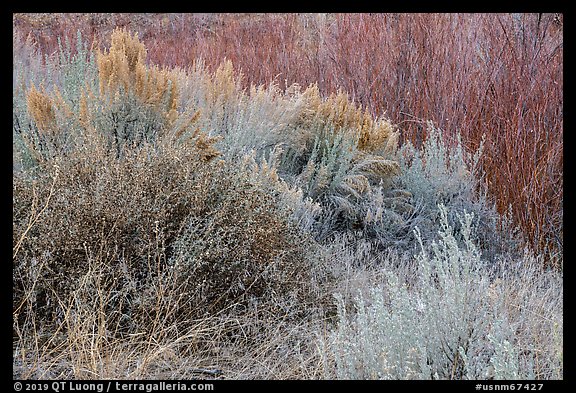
[14,245,329,380]
[13,137,328,379]
[14,274,330,380]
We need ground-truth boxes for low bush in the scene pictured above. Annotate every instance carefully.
[329,205,562,380]
[13,29,324,346]
[396,123,523,261]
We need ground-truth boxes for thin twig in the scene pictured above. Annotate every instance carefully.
[13,165,59,260]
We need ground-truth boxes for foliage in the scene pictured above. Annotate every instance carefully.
[331,205,562,380]
[12,24,562,380]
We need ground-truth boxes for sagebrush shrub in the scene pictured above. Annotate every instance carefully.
[13,31,98,169]
[14,28,207,167]
[13,142,207,331]
[175,61,410,242]
[13,139,324,335]
[330,204,562,380]
[271,85,407,240]
[167,162,324,318]
[396,123,522,260]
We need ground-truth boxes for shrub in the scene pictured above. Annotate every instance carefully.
[167,161,323,318]
[174,60,408,242]
[330,204,562,379]
[13,28,208,169]
[397,122,523,260]
[12,143,200,330]
[239,147,323,234]
[176,60,308,158]
[13,28,325,342]
[270,86,406,241]
[13,139,326,378]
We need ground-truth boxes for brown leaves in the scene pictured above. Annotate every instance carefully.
[96,28,179,124]
[26,84,56,134]
[300,84,399,157]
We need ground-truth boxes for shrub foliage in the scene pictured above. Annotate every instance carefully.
[13,25,562,380]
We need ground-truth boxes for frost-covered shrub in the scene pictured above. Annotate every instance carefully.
[13,28,208,168]
[330,204,561,380]
[397,122,522,260]
[167,57,409,242]
[165,160,324,319]
[13,31,97,171]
